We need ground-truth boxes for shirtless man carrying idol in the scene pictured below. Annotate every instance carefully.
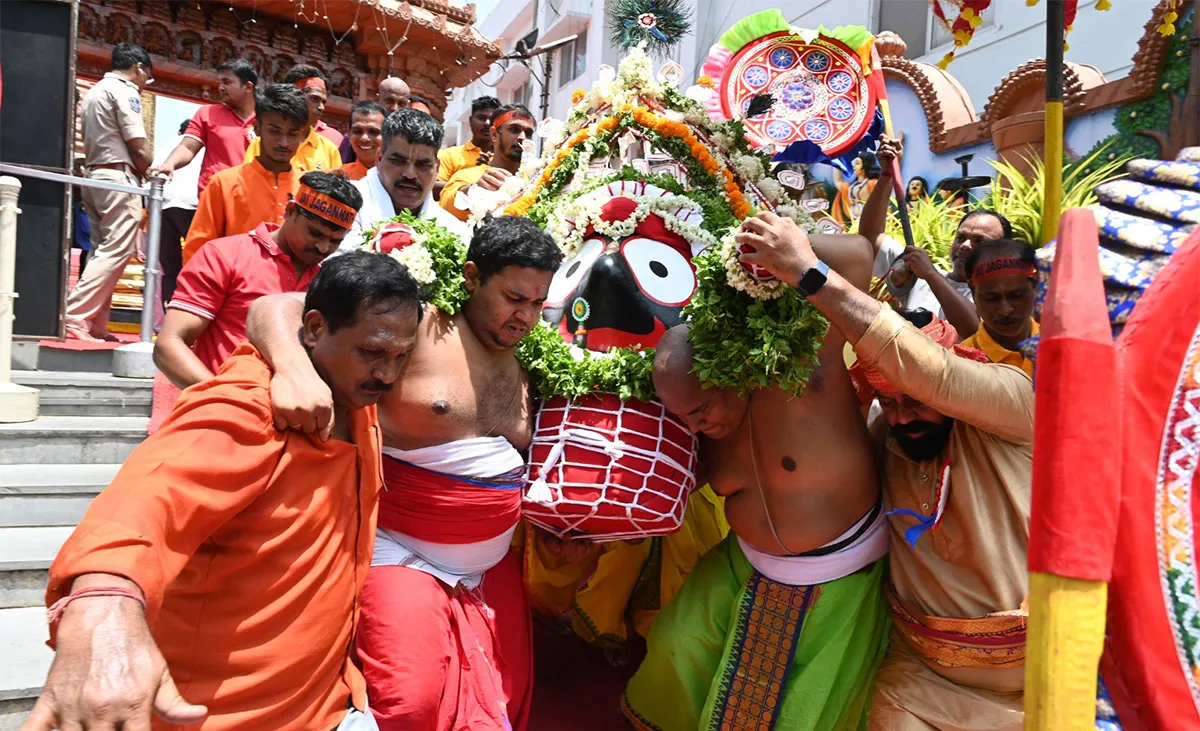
[622,227,890,731]
[245,215,562,731]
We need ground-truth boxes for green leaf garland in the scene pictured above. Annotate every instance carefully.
[685,244,830,396]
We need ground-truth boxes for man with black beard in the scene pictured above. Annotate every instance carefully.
[340,107,467,251]
[736,211,1034,730]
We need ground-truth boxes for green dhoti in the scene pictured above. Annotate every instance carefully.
[621,533,889,730]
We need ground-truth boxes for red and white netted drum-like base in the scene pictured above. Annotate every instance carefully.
[524,394,698,542]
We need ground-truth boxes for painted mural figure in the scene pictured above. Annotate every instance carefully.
[831,151,881,229]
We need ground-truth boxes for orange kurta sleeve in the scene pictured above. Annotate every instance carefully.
[183,176,228,263]
[46,376,284,629]
[439,165,489,222]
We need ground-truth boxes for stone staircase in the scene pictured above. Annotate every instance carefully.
[0,343,150,729]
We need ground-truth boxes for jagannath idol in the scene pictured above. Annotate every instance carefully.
[361,7,894,729]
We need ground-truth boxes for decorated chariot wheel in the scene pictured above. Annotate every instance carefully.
[705,29,876,156]
[1104,232,1200,727]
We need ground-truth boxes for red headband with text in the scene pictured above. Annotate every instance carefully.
[970,256,1037,285]
[295,184,356,229]
[492,109,532,130]
[295,77,326,92]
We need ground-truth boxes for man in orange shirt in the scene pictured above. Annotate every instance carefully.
[439,104,535,222]
[435,95,499,200]
[25,251,425,731]
[341,100,387,181]
[244,65,342,174]
[183,84,309,263]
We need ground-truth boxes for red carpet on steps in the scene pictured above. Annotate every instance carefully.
[528,621,640,730]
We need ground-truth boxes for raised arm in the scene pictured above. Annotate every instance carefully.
[857,135,899,254]
[735,211,1032,443]
[245,292,335,439]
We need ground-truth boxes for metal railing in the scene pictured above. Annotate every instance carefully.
[0,163,164,344]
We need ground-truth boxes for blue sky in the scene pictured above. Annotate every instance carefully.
[472,0,502,27]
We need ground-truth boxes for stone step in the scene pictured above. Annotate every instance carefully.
[0,464,119,528]
[0,606,52,728]
[0,526,72,609]
[35,341,117,374]
[0,416,147,465]
[11,370,153,417]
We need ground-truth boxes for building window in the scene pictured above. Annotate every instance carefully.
[927,1,996,53]
[558,35,587,87]
[515,77,533,109]
[875,0,928,59]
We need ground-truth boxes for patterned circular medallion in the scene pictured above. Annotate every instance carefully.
[803,119,831,142]
[803,51,830,72]
[780,81,814,111]
[828,97,854,121]
[743,65,769,88]
[766,120,794,141]
[827,70,854,93]
[769,48,797,70]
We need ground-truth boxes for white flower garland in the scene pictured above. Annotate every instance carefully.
[388,243,437,286]
[546,192,719,257]
[720,234,789,300]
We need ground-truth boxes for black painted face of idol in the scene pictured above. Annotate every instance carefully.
[541,221,699,352]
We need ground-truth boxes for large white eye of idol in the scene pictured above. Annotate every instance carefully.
[546,237,604,305]
[623,237,697,305]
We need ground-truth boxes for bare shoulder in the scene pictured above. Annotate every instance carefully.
[809,233,874,291]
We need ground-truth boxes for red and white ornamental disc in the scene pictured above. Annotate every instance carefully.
[719,31,875,156]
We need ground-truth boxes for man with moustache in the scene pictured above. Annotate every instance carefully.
[859,136,1012,338]
[340,107,467,249]
[183,84,311,262]
[960,238,1039,377]
[734,211,1033,731]
[340,77,411,164]
[154,171,363,389]
[624,230,891,730]
[439,104,535,222]
[26,253,424,731]
[246,215,563,730]
[435,95,500,201]
[341,100,387,181]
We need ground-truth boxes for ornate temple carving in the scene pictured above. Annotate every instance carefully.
[75,0,500,125]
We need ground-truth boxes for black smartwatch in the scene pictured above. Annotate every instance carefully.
[796,260,830,297]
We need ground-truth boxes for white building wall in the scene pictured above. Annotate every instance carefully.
[447,0,1156,143]
[683,0,1153,114]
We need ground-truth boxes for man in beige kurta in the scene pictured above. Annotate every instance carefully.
[66,42,154,341]
[854,313,1032,730]
[728,210,1034,731]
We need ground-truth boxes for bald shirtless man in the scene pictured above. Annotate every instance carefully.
[340,77,412,163]
[621,227,889,731]
[245,215,562,731]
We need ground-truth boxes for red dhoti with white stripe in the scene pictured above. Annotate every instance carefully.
[357,455,531,731]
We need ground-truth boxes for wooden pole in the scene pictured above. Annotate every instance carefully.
[1042,0,1065,244]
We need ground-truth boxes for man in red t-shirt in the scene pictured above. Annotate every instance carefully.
[150,59,257,193]
[152,171,362,389]
[148,59,257,297]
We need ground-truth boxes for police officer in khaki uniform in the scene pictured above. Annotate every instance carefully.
[65,42,154,341]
